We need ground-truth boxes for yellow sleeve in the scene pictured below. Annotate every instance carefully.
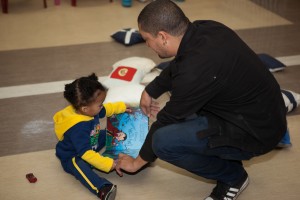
[104,102,126,117]
[81,150,113,173]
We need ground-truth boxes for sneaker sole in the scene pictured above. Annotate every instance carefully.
[233,177,249,200]
[204,176,249,200]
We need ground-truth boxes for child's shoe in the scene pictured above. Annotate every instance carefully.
[98,184,117,200]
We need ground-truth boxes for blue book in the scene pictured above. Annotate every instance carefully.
[102,108,149,159]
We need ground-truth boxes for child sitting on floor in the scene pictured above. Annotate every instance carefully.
[53,73,130,200]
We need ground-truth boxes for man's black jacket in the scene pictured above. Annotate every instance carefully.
[140,20,287,162]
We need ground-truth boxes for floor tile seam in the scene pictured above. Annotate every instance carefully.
[0,24,298,52]
[0,54,299,99]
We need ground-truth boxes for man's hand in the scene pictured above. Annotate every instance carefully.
[140,90,160,118]
[115,154,148,177]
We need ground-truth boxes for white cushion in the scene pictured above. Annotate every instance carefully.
[102,57,156,88]
[104,84,145,107]
[141,68,161,85]
[112,57,155,74]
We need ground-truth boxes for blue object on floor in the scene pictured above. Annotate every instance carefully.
[277,129,292,148]
[111,28,144,46]
[257,53,286,72]
[122,0,132,7]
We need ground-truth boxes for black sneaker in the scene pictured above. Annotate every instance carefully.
[98,184,117,200]
[204,173,249,200]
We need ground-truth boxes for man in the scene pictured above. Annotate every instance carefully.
[115,0,287,199]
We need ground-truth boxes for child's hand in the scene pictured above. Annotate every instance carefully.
[110,159,118,171]
[125,105,132,113]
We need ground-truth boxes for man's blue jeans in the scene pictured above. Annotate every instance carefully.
[152,116,256,186]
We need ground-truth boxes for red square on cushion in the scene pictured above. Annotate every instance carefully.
[110,66,137,82]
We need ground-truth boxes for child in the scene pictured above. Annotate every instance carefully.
[53,73,130,200]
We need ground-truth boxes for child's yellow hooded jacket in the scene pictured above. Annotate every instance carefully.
[53,102,126,173]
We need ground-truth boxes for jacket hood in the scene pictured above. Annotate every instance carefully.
[53,105,93,141]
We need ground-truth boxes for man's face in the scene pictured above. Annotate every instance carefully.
[139,27,173,59]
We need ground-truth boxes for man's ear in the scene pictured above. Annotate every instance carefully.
[157,31,168,45]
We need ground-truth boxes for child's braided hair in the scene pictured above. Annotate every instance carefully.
[64,73,106,110]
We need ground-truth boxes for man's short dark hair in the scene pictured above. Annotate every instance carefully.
[138,0,190,37]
